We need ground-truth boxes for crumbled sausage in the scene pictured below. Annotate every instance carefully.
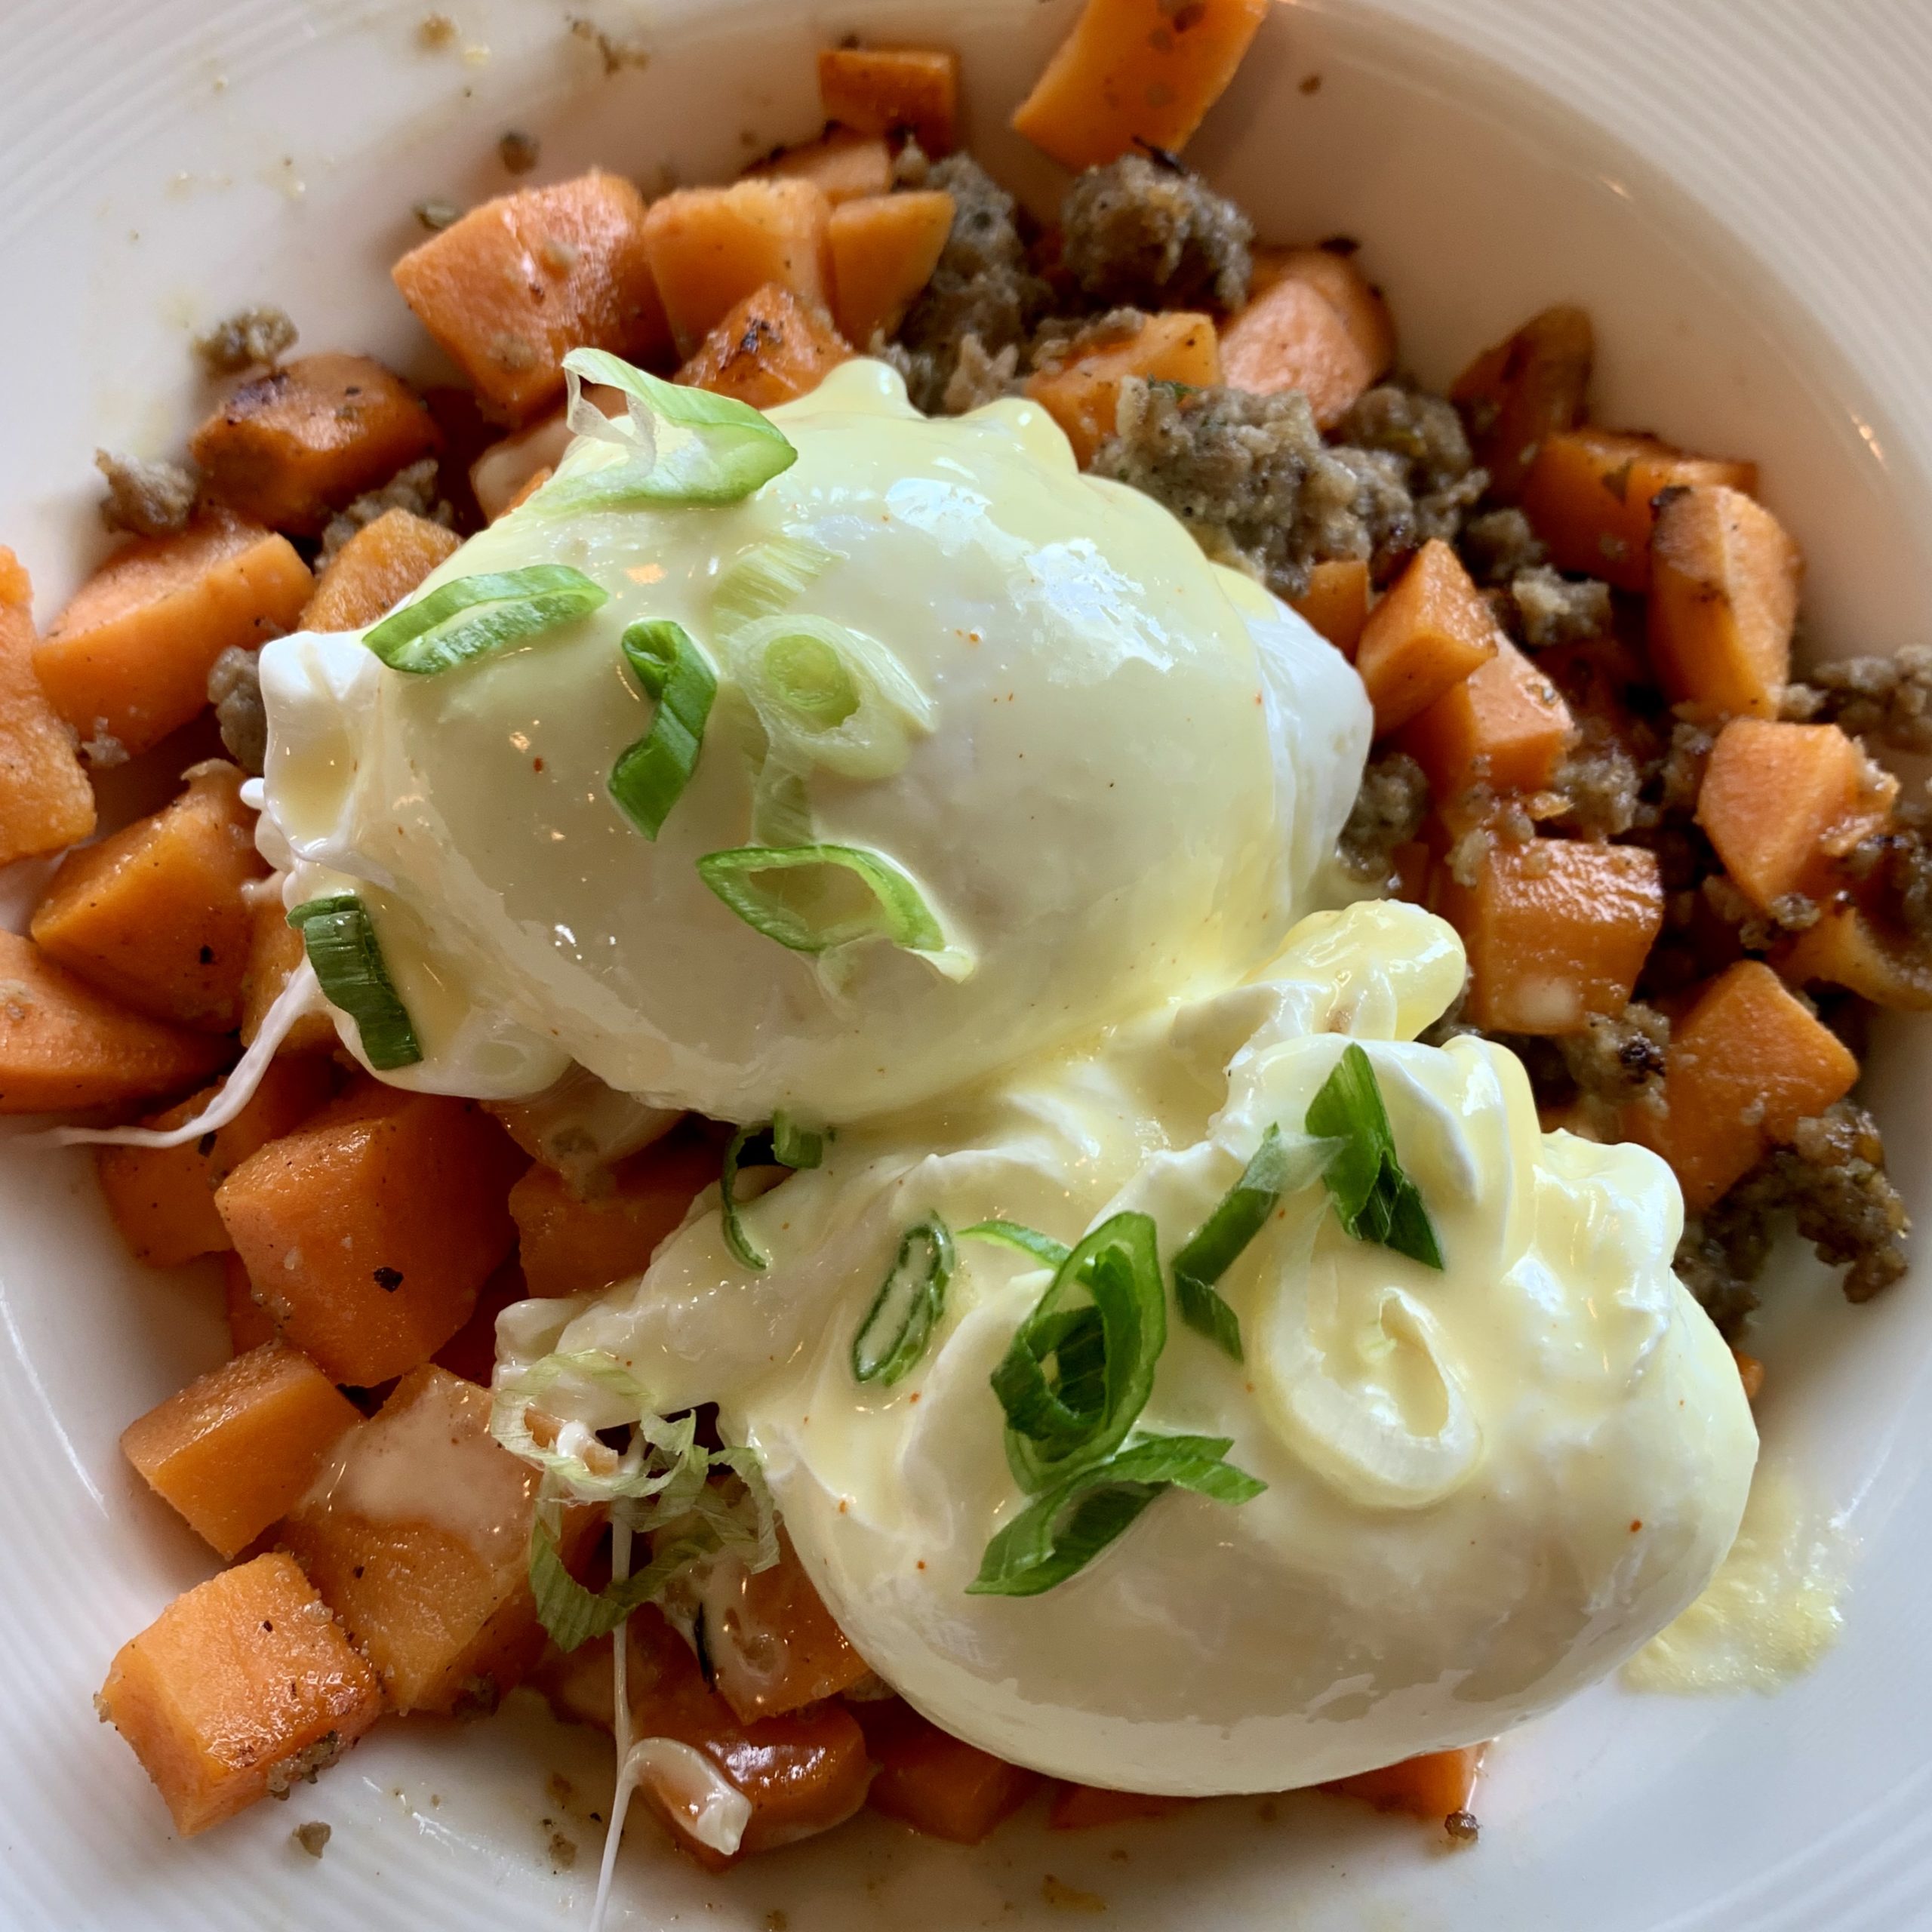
[1511,565,1611,648]
[1058,155,1253,312]
[94,450,197,537]
[1558,1004,1669,1109]
[1337,386,1476,499]
[317,457,451,563]
[1552,726,1643,839]
[1458,506,1546,586]
[1782,644,1932,753]
[1338,752,1429,884]
[208,647,267,776]
[195,305,298,374]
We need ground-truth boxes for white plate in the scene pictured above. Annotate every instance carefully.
[3,2,1930,1927]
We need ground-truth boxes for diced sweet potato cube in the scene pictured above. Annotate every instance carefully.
[0,547,94,863]
[1325,1746,1487,1821]
[1355,540,1500,734]
[34,510,311,758]
[1632,961,1860,1212]
[1049,1784,1195,1829]
[747,128,894,205]
[301,508,460,632]
[30,761,265,1032]
[1696,718,1895,911]
[469,410,573,523]
[97,1552,381,1836]
[1026,310,1220,467]
[1011,0,1270,171]
[1648,485,1803,719]
[278,1366,572,1714]
[828,190,955,347]
[675,285,852,410]
[1252,248,1395,374]
[431,1260,528,1384]
[1451,306,1593,502]
[392,170,671,421]
[1288,557,1371,658]
[1780,902,1932,1011]
[224,1252,277,1353]
[642,179,835,360]
[1396,635,1575,800]
[190,354,441,537]
[1437,838,1663,1035]
[0,930,230,1114]
[1519,427,1757,592]
[819,45,959,155]
[238,894,340,1054]
[1220,275,1374,429]
[697,1531,870,1723]
[857,1699,1040,1843]
[97,1057,334,1267]
[216,1081,525,1386]
[509,1131,718,1297]
[122,1340,360,1558]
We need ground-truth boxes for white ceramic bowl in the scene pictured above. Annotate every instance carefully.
[5,2,1931,1927]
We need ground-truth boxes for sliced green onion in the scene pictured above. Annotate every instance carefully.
[362,565,607,675]
[697,842,969,979]
[989,1211,1166,1494]
[1171,1128,1341,1361]
[608,619,716,840]
[851,1216,955,1385]
[960,1220,1072,1269]
[531,1510,723,1651]
[286,894,421,1070]
[718,1117,822,1272]
[713,537,841,638]
[1305,1043,1444,1270]
[749,758,815,847]
[526,349,798,515]
[968,1432,1266,1598]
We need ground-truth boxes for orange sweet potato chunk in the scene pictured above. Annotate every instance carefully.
[278,1366,574,1714]
[190,354,441,537]
[1633,961,1859,1212]
[1396,635,1575,800]
[1451,306,1593,502]
[1012,0,1270,171]
[96,1056,334,1267]
[675,285,852,410]
[509,1131,719,1298]
[1696,718,1895,911]
[216,1081,525,1386]
[1288,557,1371,658]
[392,170,671,421]
[747,128,894,205]
[30,761,265,1032]
[301,507,460,632]
[699,1531,871,1723]
[1253,248,1395,374]
[828,190,955,347]
[1326,1745,1487,1821]
[1519,427,1757,592]
[469,410,573,523]
[224,1252,277,1354]
[238,894,339,1054]
[1026,310,1220,466]
[0,548,94,863]
[122,1340,360,1558]
[643,179,835,360]
[1648,485,1803,719]
[857,1699,1040,1844]
[33,511,311,758]
[1438,838,1663,1035]
[1780,903,1932,1011]
[1049,1784,1194,1829]
[819,45,960,155]
[97,1552,381,1836]
[0,931,230,1114]
[1220,275,1374,429]
[1355,540,1500,735]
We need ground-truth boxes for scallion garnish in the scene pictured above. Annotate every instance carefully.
[989,1211,1165,1494]
[527,349,798,515]
[851,1216,955,1385]
[1304,1042,1444,1269]
[960,1220,1072,1269]
[713,537,839,637]
[968,1432,1264,1597]
[286,894,421,1070]
[718,1115,824,1272]
[530,1510,723,1651]
[697,842,971,979]
[361,564,607,675]
[1171,1126,1340,1361]
[608,619,716,839]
